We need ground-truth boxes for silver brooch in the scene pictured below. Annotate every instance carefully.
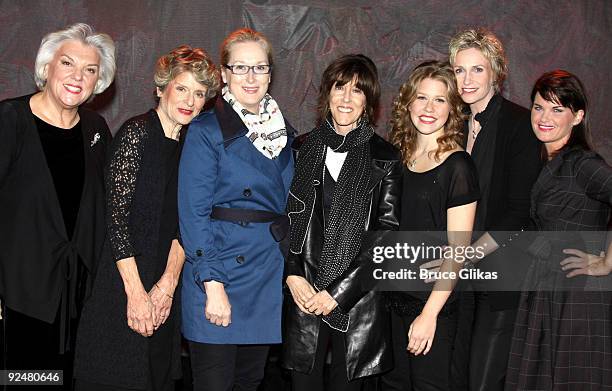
[90,132,100,147]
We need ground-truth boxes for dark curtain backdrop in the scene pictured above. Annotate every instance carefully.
[1,0,610,162]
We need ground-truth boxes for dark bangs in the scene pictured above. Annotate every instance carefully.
[531,70,591,152]
[317,54,380,125]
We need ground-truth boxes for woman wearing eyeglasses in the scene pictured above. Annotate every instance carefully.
[178,28,294,391]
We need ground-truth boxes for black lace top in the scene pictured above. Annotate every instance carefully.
[106,110,179,265]
[106,114,148,261]
[74,109,181,388]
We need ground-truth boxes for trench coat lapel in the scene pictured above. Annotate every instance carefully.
[215,97,290,192]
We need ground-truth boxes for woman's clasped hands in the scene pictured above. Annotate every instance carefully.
[286,276,338,316]
[125,273,177,338]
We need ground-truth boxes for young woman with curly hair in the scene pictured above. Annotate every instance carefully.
[382,60,480,391]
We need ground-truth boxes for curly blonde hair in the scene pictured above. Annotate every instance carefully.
[154,45,220,99]
[390,61,466,168]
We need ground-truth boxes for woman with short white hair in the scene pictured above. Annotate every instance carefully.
[0,22,115,386]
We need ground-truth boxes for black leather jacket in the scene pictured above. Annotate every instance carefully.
[281,132,401,380]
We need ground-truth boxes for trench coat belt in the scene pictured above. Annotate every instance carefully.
[211,206,290,258]
[211,206,289,241]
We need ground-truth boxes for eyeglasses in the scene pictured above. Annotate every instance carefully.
[223,64,272,75]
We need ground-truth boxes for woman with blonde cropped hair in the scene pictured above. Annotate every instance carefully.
[74,44,219,391]
[447,28,541,391]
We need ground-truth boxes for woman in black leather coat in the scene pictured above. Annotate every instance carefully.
[282,54,401,391]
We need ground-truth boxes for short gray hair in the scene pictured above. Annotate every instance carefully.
[34,23,116,95]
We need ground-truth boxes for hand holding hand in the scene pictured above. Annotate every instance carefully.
[126,286,156,337]
[149,274,176,329]
[286,275,317,314]
[204,280,231,327]
[407,311,437,356]
[304,290,338,316]
[561,249,611,278]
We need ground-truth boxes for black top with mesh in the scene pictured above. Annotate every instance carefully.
[388,151,480,316]
[400,151,480,230]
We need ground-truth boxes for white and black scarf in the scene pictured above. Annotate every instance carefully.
[287,117,373,331]
[222,86,287,159]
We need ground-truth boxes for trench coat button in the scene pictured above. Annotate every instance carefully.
[196,249,203,257]
[236,255,245,264]
[243,188,252,197]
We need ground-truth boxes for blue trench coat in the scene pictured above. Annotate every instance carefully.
[178,97,294,344]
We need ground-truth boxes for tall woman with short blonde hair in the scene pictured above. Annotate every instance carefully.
[448,28,541,390]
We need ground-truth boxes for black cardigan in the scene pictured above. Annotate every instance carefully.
[0,95,110,324]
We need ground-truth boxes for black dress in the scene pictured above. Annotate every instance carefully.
[74,110,182,391]
[506,146,612,390]
[382,151,480,391]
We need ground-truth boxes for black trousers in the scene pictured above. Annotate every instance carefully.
[381,310,457,391]
[451,292,474,391]
[188,341,269,391]
[291,322,362,391]
[468,293,517,391]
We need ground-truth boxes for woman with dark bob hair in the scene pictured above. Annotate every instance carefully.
[0,23,115,382]
[506,70,612,390]
[73,45,219,391]
[282,54,401,391]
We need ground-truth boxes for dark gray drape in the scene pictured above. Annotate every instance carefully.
[1,0,610,162]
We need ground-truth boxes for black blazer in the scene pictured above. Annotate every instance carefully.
[0,95,110,323]
[465,95,542,309]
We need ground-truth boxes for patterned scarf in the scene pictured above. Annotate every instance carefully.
[287,117,373,331]
[222,86,287,159]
